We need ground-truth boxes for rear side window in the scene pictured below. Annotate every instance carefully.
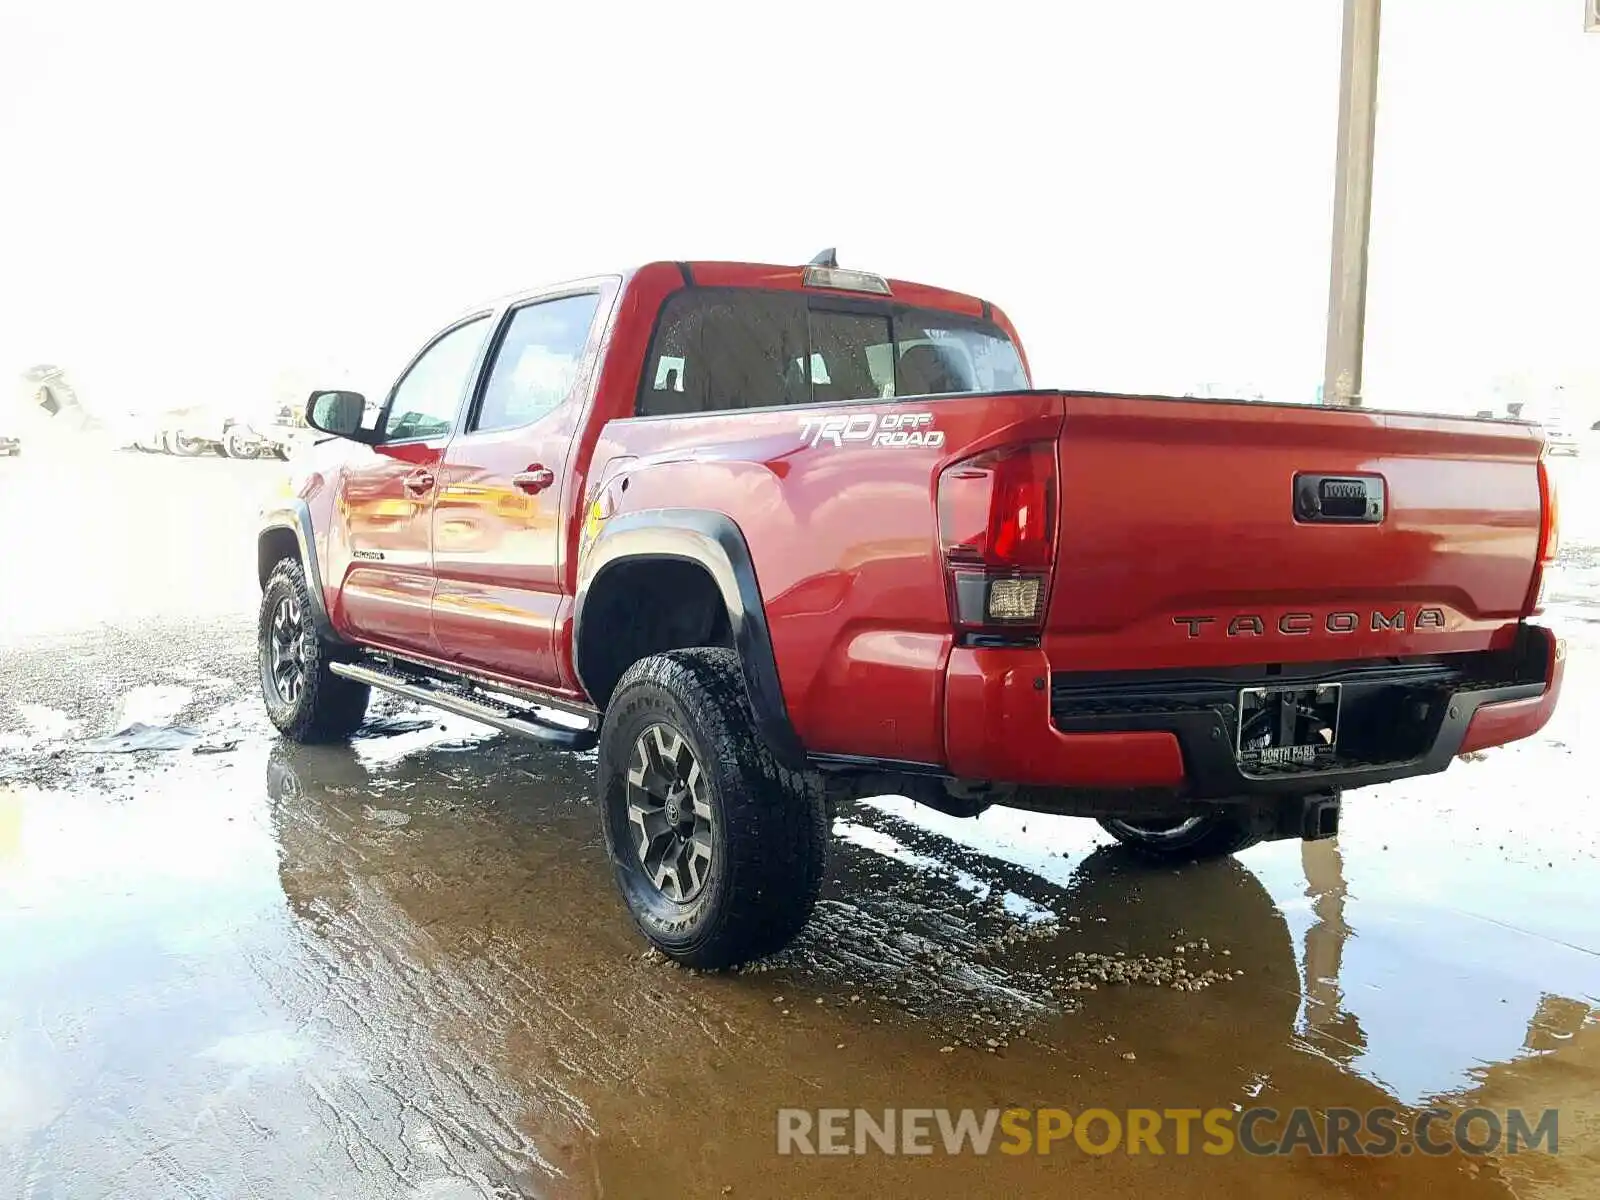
[473,293,601,433]
[637,292,809,416]
[636,289,1028,417]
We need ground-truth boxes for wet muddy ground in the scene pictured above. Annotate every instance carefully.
[2,450,1598,1198]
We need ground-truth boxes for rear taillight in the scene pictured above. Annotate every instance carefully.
[937,441,1057,631]
[1528,451,1561,615]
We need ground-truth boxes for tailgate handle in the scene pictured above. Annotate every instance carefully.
[1295,474,1385,523]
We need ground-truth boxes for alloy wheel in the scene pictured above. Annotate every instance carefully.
[625,723,716,902]
[268,595,308,705]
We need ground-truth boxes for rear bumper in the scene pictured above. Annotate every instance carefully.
[942,625,1564,798]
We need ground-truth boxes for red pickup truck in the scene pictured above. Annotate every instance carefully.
[257,254,1565,967]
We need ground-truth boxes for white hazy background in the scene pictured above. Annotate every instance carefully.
[1,0,1596,416]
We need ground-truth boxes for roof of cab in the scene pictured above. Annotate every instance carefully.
[649,260,990,319]
[477,260,991,319]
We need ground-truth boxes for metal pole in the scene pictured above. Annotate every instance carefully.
[1322,0,1382,407]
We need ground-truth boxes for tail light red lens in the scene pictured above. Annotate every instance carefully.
[1539,455,1561,564]
[939,442,1056,569]
[937,442,1058,630]
[1528,452,1561,614]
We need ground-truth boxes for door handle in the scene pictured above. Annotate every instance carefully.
[512,465,555,494]
[403,470,436,496]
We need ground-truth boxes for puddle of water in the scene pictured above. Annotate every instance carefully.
[852,636,1600,1088]
[350,712,497,766]
[110,684,195,730]
[834,819,1054,920]
[0,748,587,1197]
[200,1028,313,1069]
[0,705,80,754]
[2,612,1598,1197]
[78,722,201,752]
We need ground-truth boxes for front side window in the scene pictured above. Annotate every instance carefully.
[382,317,490,441]
[473,293,602,433]
[636,289,1029,417]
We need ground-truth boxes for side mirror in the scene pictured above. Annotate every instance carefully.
[305,390,371,441]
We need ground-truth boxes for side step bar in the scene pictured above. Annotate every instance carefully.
[330,660,599,752]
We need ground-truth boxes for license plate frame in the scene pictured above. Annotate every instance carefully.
[1235,683,1342,771]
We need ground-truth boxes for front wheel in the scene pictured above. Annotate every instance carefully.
[597,648,828,969]
[1098,813,1262,862]
[258,558,369,742]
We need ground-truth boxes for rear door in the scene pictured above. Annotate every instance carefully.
[430,287,609,687]
[335,315,491,652]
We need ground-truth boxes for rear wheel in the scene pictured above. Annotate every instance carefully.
[224,429,259,459]
[165,430,208,456]
[1098,813,1262,861]
[598,648,828,968]
[259,558,369,742]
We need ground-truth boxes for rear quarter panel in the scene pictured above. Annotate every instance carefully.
[586,396,1062,764]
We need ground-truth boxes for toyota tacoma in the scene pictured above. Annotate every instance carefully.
[257,253,1566,967]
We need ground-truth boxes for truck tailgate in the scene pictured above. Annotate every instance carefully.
[1046,395,1545,671]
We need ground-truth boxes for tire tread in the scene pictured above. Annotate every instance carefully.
[602,647,827,968]
[260,558,369,743]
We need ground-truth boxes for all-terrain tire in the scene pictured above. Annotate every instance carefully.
[1097,813,1263,862]
[598,647,828,968]
[259,558,369,743]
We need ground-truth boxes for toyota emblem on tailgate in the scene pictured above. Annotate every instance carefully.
[1295,473,1386,523]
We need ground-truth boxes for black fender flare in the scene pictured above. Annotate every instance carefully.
[257,500,345,644]
[574,508,806,769]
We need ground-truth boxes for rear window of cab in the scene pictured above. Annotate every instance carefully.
[636,288,1029,417]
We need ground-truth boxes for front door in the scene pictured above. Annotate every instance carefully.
[431,290,606,688]
[335,314,491,653]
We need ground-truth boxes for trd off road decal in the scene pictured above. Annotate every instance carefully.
[798,411,945,450]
